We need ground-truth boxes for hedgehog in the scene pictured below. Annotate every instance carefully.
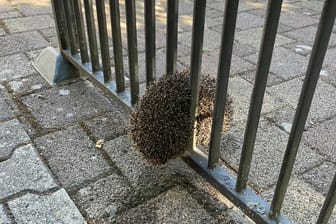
[129,70,233,165]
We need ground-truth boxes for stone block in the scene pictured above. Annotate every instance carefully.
[0,28,5,36]
[227,76,284,123]
[22,81,116,129]
[73,174,136,220]
[279,11,318,28]
[0,98,14,121]
[301,162,336,196]
[294,1,324,13]
[0,53,36,82]
[220,121,323,191]
[261,178,336,224]
[245,47,308,80]
[8,189,85,224]
[268,78,336,124]
[34,125,113,190]
[0,10,21,20]
[283,26,336,47]
[240,70,283,87]
[0,31,49,56]
[114,186,217,224]
[323,47,336,69]
[81,111,128,142]
[124,49,185,84]
[236,12,264,30]
[178,51,254,77]
[4,15,54,33]
[104,136,192,199]
[0,144,57,199]
[235,27,295,50]
[15,3,52,16]
[303,117,336,163]
[7,74,49,96]
[320,67,336,87]
[0,119,30,160]
[0,205,10,224]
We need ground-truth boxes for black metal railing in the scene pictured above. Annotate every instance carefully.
[50,0,336,223]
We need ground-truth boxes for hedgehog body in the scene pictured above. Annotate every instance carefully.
[130,71,233,165]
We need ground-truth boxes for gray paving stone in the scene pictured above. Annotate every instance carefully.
[128,29,166,53]
[178,29,222,50]
[0,28,5,36]
[208,1,254,13]
[74,174,136,220]
[303,117,336,163]
[220,121,323,191]
[284,43,313,56]
[323,47,336,69]
[4,14,54,33]
[22,81,115,129]
[7,74,49,96]
[232,41,257,58]
[227,76,284,123]
[104,136,192,199]
[24,48,43,61]
[0,98,14,121]
[14,2,52,16]
[294,1,324,13]
[320,66,336,87]
[0,205,11,224]
[264,106,308,133]
[0,0,12,12]
[123,50,185,84]
[114,186,217,224]
[283,26,336,47]
[0,53,36,82]
[268,78,336,124]
[235,27,295,50]
[0,144,57,199]
[301,162,336,196]
[0,119,30,160]
[0,31,49,56]
[240,70,283,87]
[8,189,85,224]
[178,51,254,77]
[236,12,264,30]
[279,11,319,28]
[0,10,21,19]
[35,125,112,189]
[245,47,308,80]
[81,111,128,142]
[261,178,336,224]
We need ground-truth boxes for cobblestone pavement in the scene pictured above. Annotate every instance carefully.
[0,0,335,223]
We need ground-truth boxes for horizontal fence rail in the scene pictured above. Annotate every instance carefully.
[50,0,336,223]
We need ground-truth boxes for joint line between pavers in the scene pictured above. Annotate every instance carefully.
[0,187,60,204]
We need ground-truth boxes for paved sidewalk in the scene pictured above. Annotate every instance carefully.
[0,0,335,223]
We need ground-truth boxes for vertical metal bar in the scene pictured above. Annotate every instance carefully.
[51,0,69,50]
[208,0,239,169]
[110,0,125,93]
[83,0,100,72]
[166,0,178,74]
[189,0,206,148]
[125,0,139,105]
[73,0,89,63]
[317,172,336,224]
[96,0,112,82]
[63,0,79,54]
[270,0,336,218]
[235,0,283,192]
[145,0,156,85]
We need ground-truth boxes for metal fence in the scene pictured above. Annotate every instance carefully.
[50,0,336,223]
